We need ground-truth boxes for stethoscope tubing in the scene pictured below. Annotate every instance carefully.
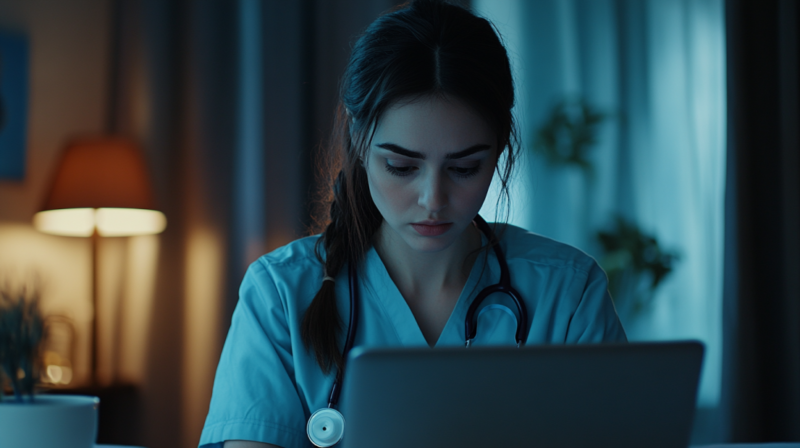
[310,214,529,446]
[327,261,360,408]
[465,215,528,346]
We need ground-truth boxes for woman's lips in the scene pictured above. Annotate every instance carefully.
[411,222,453,237]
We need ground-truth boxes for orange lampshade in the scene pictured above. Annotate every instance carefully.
[33,137,167,237]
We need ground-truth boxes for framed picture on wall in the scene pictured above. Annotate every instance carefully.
[0,30,29,181]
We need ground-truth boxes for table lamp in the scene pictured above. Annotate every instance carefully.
[33,137,166,385]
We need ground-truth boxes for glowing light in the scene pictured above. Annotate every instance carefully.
[43,365,73,385]
[33,208,95,236]
[59,367,73,384]
[96,208,167,236]
[46,365,63,383]
[33,208,167,237]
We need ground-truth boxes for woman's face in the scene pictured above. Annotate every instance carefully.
[365,95,498,254]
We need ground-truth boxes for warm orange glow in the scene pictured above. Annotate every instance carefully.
[33,208,166,237]
[183,227,224,447]
[33,208,95,236]
[116,234,160,384]
[0,225,91,385]
[96,208,167,236]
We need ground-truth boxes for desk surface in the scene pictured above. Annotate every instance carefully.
[94,442,800,447]
[694,444,800,448]
[96,445,146,448]
[95,443,800,447]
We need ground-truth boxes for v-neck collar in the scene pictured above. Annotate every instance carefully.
[359,233,498,348]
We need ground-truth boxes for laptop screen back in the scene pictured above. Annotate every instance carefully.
[339,341,704,448]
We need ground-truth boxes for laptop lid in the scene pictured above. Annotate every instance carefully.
[339,341,704,448]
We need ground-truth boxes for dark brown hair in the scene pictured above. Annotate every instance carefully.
[302,0,519,373]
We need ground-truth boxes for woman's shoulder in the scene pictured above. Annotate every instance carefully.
[492,223,598,274]
[248,234,324,277]
[237,235,325,310]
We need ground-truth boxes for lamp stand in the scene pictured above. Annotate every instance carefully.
[90,228,99,385]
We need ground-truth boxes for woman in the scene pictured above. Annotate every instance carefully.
[200,1,626,447]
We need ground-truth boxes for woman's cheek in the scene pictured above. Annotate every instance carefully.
[461,186,488,212]
[459,172,494,212]
[383,176,412,211]
[368,166,406,217]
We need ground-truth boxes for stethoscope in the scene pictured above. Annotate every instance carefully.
[306,214,529,447]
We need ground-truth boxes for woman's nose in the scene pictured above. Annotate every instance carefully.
[418,171,448,213]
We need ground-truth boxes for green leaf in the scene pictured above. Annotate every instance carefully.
[596,215,680,315]
[531,97,608,176]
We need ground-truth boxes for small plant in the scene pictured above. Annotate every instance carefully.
[0,283,44,402]
[596,216,679,315]
[532,97,606,174]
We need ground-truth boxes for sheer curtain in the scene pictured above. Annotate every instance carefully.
[476,0,726,410]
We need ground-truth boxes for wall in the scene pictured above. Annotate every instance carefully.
[0,0,111,387]
[0,3,166,446]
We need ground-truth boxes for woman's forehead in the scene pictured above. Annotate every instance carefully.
[371,96,496,155]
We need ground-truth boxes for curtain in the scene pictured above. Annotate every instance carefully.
[107,0,397,447]
[475,0,727,423]
[724,0,800,441]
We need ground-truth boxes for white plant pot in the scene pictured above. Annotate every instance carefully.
[0,394,100,448]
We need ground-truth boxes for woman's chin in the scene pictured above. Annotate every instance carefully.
[403,228,463,254]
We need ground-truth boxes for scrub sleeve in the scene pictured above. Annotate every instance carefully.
[199,260,317,448]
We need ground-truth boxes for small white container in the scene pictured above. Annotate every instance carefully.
[0,394,100,448]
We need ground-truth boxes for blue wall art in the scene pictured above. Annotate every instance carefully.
[0,30,29,180]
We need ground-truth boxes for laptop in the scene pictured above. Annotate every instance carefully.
[339,341,704,448]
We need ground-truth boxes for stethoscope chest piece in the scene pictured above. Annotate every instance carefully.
[307,408,345,447]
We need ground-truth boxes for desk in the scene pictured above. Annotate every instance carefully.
[694,444,800,448]
[96,446,145,448]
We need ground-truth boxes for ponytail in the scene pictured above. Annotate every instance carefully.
[302,112,382,373]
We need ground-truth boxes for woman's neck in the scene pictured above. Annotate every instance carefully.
[374,221,482,300]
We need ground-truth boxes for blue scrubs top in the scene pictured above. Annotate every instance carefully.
[199,224,626,448]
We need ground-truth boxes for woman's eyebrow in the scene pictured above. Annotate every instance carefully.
[375,143,491,159]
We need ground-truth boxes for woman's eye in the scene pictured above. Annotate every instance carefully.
[385,163,415,177]
[383,161,482,178]
[450,164,482,178]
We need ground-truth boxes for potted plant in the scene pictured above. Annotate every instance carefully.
[532,97,606,176]
[532,98,680,317]
[0,283,100,448]
[596,215,679,318]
